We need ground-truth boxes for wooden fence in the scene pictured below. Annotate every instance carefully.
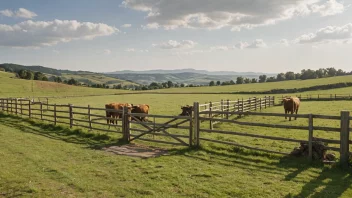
[193,101,351,168]
[199,96,275,129]
[0,98,192,146]
[282,94,352,101]
[1,97,351,168]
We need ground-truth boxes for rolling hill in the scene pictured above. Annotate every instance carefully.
[0,63,139,87]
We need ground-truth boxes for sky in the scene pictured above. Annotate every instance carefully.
[0,0,352,73]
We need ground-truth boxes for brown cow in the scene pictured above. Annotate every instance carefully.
[105,103,132,127]
[131,104,150,122]
[180,105,193,116]
[283,97,300,121]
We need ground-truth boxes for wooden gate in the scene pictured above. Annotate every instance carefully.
[128,113,193,147]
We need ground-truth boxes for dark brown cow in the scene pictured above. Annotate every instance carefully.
[131,104,150,122]
[283,97,300,121]
[105,103,132,127]
[180,105,193,116]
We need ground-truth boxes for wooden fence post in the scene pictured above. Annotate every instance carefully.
[264,96,267,109]
[248,97,251,111]
[54,104,57,125]
[308,114,313,161]
[28,100,31,118]
[221,99,224,118]
[88,105,92,130]
[268,96,271,107]
[340,111,350,169]
[237,99,240,112]
[226,99,230,119]
[46,98,49,110]
[193,102,200,147]
[20,99,23,116]
[69,104,73,128]
[40,102,43,120]
[189,110,193,147]
[15,99,18,115]
[335,94,337,100]
[10,99,13,113]
[122,106,130,142]
[209,102,213,130]
[241,98,244,113]
[260,98,262,111]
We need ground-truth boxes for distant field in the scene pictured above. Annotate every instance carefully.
[147,75,352,93]
[0,72,131,97]
[61,73,139,87]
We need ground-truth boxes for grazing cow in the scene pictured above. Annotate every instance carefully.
[282,97,300,121]
[131,104,150,122]
[180,105,193,116]
[105,103,132,127]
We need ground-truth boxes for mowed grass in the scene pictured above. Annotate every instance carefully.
[1,113,352,197]
[146,75,352,93]
[61,73,139,87]
[0,71,130,97]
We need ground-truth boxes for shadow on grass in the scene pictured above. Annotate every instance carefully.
[2,112,352,197]
[0,113,127,149]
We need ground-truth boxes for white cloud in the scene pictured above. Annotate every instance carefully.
[311,0,345,16]
[280,39,290,46]
[121,24,132,28]
[104,49,112,55]
[210,46,231,51]
[0,19,119,48]
[121,0,346,31]
[152,40,197,49]
[140,49,149,52]
[235,39,267,49]
[295,23,352,44]
[141,23,160,29]
[52,50,60,54]
[0,8,37,19]
[126,48,136,52]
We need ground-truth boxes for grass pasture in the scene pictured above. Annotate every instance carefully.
[1,112,352,197]
[2,72,352,197]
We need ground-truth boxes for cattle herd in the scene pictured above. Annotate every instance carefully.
[104,98,299,128]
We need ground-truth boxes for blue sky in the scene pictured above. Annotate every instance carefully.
[0,0,351,73]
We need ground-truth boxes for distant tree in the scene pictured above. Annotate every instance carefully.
[236,77,244,84]
[251,78,258,83]
[167,81,174,88]
[180,83,185,87]
[266,76,277,82]
[209,81,215,86]
[285,72,295,80]
[18,70,27,79]
[34,72,46,81]
[57,77,62,83]
[42,76,48,81]
[327,67,337,77]
[258,75,267,83]
[25,71,34,80]
[244,78,251,84]
[67,78,77,85]
[300,69,317,80]
[276,73,285,81]
[336,69,345,76]
[295,73,301,79]
[216,81,221,86]
[315,68,326,78]
[230,80,235,85]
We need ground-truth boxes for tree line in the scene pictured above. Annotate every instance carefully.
[209,67,351,86]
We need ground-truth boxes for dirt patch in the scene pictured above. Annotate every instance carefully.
[102,144,169,159]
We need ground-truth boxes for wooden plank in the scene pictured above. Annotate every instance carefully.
[199,117,308,130]
[199,111,310,118]
[313,115,341,120]
[130,129,189,138]
[199,137,289,155]
[308,114,313,161]
[326,146,340,152]
[340,111,350,169]
[200,129,306,143]
[128,113,191,119]
[88,105,92,130]
[129,136,186,146]
[130,121,190,129]
[313,126,340,132]
[194,102,200,147]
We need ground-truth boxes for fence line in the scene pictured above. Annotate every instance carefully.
[282,94,352,101]
[0,97,351,168]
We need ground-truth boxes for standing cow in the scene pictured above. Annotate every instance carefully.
[131,104,150,122]
[282,97,300,121]
[180,105,193,116]
[105,103,132,128]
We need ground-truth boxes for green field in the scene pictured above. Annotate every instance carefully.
[0,71,131,97]
[145,75,352,93]
[60,73,139,87]
[1,71,352,197]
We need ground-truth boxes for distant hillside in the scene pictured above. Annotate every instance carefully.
[107,72,272,85]
[108,68,276,76]
[0,63,139,87]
